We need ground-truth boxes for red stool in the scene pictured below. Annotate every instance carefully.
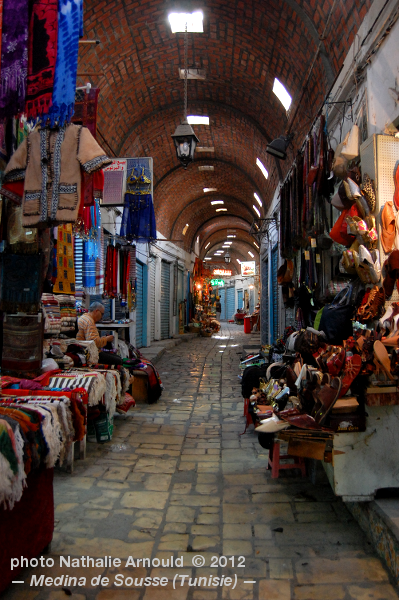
[267,441,307,479]
[240,398,253,435]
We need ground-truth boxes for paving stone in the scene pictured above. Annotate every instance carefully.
[121,491,168,509]
[259,580,291,600]
[295,557,389,584]
[347,585,399,599]
[166,506,196,523]
[294,584,346,600]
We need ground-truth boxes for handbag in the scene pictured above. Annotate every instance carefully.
[341,124,360,160]
[318,285,354,345]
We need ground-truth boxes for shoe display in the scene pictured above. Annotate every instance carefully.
[339,355,362,397]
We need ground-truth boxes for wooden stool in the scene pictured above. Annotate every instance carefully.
[267,441,307,479]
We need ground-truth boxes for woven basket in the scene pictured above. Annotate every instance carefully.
[201,331,213,337]
[188,324,201,333]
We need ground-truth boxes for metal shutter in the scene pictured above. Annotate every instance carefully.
[219,288,226,320]
[149,260,156,342]
[249,289,255,314]
[160,261,170,340]
[261,258,269,344]
[271,246,278,342]
[178,268,184,304]
[226,287,235,320]
[237,289,243,310]
[136,261,144,348]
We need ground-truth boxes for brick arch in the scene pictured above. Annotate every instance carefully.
[201,229,257,259]
[198,217,252,247]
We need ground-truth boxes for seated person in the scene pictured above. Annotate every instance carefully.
[77,301,122,365]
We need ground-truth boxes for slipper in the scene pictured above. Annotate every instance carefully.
[256,414,290,433]
[326,346,346,376]
[374,340,395,380]
[339,354,362,397]
[381,200,395,253]
[280,412,326,431]
[314,377,342,424]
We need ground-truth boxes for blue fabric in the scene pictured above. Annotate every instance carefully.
[43,0,83,126]
[120,193,157,242]
[82,202,101,289]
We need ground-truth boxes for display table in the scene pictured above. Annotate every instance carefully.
[0,467,54,593]
[323,401,399,501]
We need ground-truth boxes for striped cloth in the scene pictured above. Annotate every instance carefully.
[48,371,106,406]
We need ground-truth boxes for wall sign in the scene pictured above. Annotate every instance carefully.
[211,279,225,286]
[213,269,232,277]
[241,261,256,277]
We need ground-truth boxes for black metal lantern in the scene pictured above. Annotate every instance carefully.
[171,120,200,168]
[224,251,231,264]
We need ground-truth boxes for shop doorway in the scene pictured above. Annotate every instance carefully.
[226,286,235,321]
[219,288,226,320]
[136,260,147,348]
[237,289,243,310]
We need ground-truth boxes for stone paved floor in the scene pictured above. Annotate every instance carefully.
[3,324,399,600]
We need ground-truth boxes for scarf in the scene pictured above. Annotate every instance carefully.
[82,200,103,293]
[44,0,83,126]
[25,0,58,120]
[0,0,29,118]
[53,224,76,294]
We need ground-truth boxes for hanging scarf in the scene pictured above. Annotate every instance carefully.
[53,224,76,294]
[82,200,103,293]
[25,0,58,120]
[43,0,83,126]
[0,0,29,118]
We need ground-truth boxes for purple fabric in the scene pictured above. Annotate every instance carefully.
[0,0,29,118]
[19,379,43,391]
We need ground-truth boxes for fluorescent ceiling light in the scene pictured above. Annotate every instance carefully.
[205,242,210,249]
[222,245,229,248]
[168,11,204,33]
[216,208,227,212]
[236,259,241,264]
[187,115,209,125]
[204,188,217,193]
[198,165,214,171]
[197,146,214,152]
[248,251,254,258]
[253,241,259,249]
[196,236,200,244]
[211,200,224,205]
[256,158,269,179]
[182,224,189,235]
[204,257,211,260]
[253,205,261,218]
[273,77,292,111]
[254,192,262,207]
[224,241,232,245]
[227,235,236,238]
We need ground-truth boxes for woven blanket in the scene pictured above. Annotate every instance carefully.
[0,419,25,509]
[0,0,29,118]
[25,0,58,120]
[53,224,76,294]
[48,371,106,406]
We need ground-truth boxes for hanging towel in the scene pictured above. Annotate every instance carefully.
[43,0,83,126]
[25,0,58,120]
[0,0,29,118]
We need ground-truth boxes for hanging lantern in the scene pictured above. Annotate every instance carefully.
[171,120,200,168]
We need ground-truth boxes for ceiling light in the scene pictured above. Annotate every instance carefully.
[204,257,211,260]
[222,245,229,248]
[227,235,236,238]
[198,165,214,171]
[168,11,204,33]
[236,259,241,264]
[225,241,232,245]
[187,115,209,125]
[256,158,269,179]
[216,208,227,212]
[273,77,292,111]
[182,224,189,235]
[204,188,217,193]
[211,200,224,205]
[248,251,254,258]
[196,236,200,244]
[253,205,261,218]
[197,146,214,152]
[266,134,294,160]
[254,192,263,207]
[205,242,210,249]
[253,241,259,249]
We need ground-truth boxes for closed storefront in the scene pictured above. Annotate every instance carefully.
[237,289,243,311]
[226,286,235,321]
[219,288,226,320]
[249,288,255,314]
[149,259,156,342]
[135,261,145,348]
[161,260,170,340]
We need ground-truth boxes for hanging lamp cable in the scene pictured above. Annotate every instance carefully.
[184,22,188,120]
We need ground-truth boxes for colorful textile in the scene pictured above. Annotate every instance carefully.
[53,224,76,294]
[0,0,29,118]
[43,0,83,126]
[120,193,157,241]
[25,0,58,120]
[0,253,42,312]
[82,200,103,292]
[48,371,106,406]
[105,245,118,297]
[1,315,43,377]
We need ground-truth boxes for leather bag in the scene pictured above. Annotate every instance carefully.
[318,285,354,345]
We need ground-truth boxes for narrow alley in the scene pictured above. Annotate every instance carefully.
[3,325,398,600]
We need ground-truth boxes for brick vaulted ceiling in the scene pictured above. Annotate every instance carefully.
[79,0,371,254]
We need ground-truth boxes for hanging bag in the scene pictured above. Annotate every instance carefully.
[341,124,360,160]
[318,285,354,345]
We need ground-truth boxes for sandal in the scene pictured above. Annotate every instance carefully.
[339,354,362,397]
[314,377,342,424]
[358,286,385,322]
[374,340,395,380]
[326,346,346,376]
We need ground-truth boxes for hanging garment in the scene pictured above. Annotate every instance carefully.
[0,0,29,118]
[120,193,157,242]
[53,224,76,294]
[0,2,3,72]
[1,315,44,377]
[42,0,83,126]
[6,204,39,253]
[2,124,112,227]
[0,253,43,312]
[105,245,118,297]
[25,0,58,120]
